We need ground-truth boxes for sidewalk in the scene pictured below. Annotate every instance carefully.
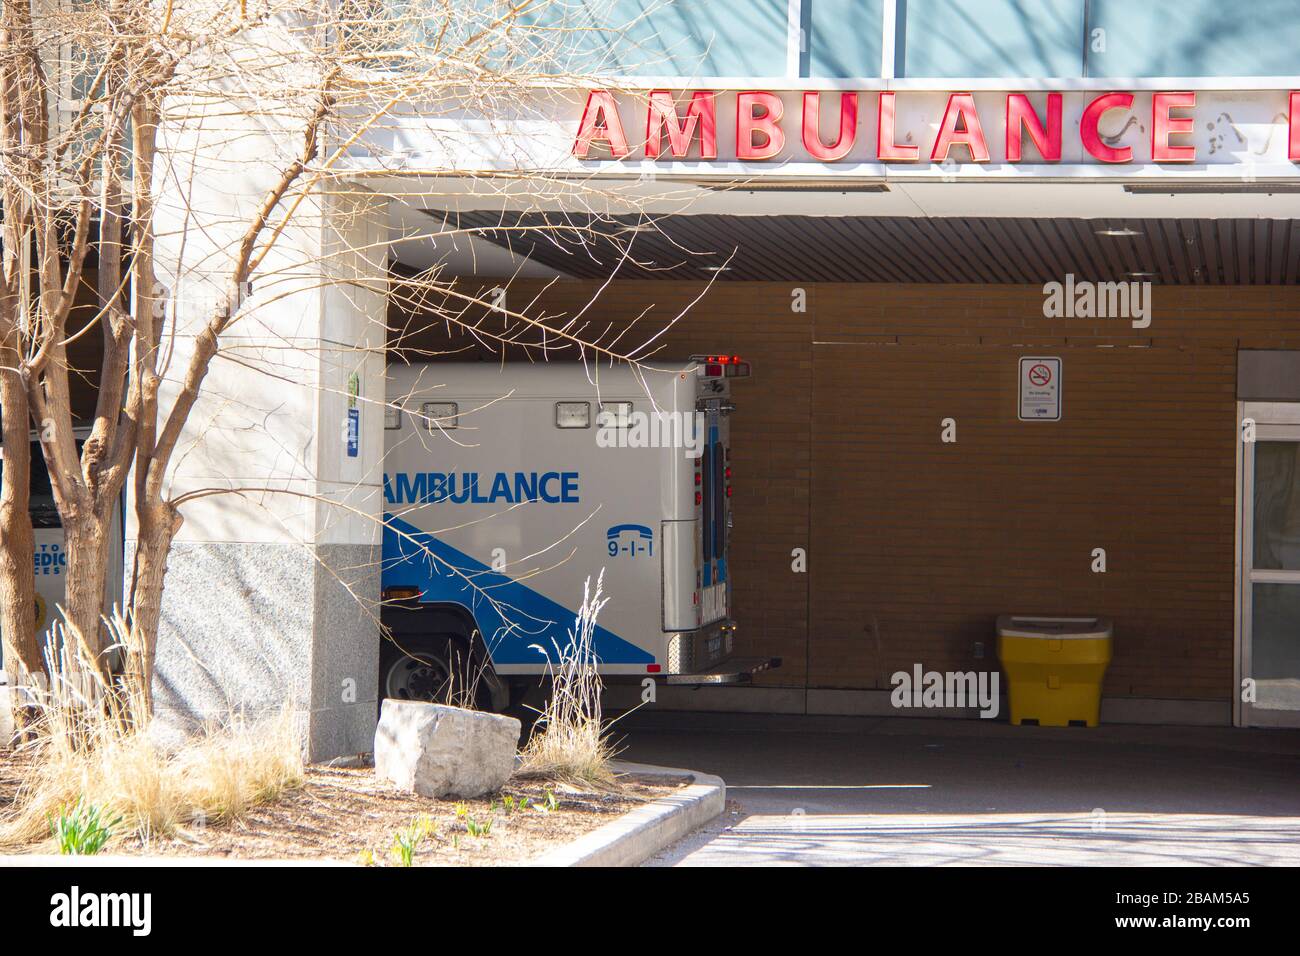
[612,712,1300,866]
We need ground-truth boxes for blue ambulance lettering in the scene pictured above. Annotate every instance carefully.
[383,471,578,505]
[607,524,653,558]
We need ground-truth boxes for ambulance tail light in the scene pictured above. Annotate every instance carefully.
[690,354,751,378]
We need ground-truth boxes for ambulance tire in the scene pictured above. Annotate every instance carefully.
[379,634,493,712]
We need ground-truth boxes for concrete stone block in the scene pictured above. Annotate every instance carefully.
[149,541,380,762]
[375,700,520,799]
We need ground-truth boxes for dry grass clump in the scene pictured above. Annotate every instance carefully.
[516,572,620,787]
[0,618,304,851]
[1,709,305,851]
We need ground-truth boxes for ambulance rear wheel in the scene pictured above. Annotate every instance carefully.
[380,635,491,710]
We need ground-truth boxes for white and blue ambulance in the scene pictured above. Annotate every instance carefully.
[380,357,775,708]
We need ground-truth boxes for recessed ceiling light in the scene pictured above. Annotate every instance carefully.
[1096,227,1143,237]
[1127,271,1157,278]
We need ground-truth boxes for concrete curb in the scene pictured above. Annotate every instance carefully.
[528,760,725,867]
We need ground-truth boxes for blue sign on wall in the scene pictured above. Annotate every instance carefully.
[347,408,360,457]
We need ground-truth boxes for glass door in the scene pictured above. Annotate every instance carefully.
[1241,423,1300,726]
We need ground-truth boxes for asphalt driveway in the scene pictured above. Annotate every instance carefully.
[610,711,1300,866]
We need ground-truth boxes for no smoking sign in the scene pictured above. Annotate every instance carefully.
[1019,356,1062,421]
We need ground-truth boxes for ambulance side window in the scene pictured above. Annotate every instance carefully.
[701,442,713,559]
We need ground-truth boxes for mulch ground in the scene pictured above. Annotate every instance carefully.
[0,750,687,866]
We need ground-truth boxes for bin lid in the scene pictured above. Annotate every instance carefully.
[996,615,1113,640]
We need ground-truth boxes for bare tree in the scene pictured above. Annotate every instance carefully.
[0,0,696,729]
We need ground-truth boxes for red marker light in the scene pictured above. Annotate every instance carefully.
[726,486,733,497]
[694,472,701,485]
[646,664,661,674]
[724,467,732,479]
[695,491,702,505]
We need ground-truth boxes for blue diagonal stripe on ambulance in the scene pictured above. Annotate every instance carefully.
[382,513,653,666]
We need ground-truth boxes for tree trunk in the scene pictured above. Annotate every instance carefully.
[123,500,181,717]
[0,351,42,687]
[60,515,111,678]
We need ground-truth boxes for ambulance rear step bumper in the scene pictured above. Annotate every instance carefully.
[665,656,782,685]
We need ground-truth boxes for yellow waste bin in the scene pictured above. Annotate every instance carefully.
[996,616,1112,727]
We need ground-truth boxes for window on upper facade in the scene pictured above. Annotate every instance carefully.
[804,0,886,77]
[1086,0,1300,77]
[896,0,1085,78]
[506,0,790,77]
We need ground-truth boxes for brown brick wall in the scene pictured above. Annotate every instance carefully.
[392,279,1300,701]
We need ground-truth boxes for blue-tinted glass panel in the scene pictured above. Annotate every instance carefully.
[514,0,790,77]
[1087,0,1300,77]
[806,0,885,77]
[898,0,1084,77]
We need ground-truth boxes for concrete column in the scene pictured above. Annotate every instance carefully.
[142,95,388,760]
